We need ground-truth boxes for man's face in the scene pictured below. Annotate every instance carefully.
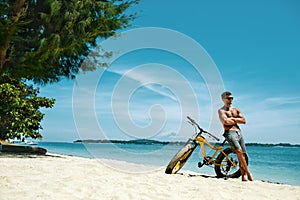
[223,95,234,107]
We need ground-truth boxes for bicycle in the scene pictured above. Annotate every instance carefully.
[165,116,248,178]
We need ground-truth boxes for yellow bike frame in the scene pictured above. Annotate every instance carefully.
[194,134,237,168]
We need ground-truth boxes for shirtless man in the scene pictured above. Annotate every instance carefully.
[218,91,253,181]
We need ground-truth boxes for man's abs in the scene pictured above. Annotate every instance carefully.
[224,124,240,131]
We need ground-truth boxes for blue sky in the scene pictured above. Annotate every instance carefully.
[39,0,300,144]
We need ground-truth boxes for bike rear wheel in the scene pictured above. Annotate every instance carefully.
[165,139,197,174]
[214,147,248,178]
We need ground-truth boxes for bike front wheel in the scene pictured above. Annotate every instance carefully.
[165,139,197,174]
[214,147,248,178]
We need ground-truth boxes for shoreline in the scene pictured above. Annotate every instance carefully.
[0,150,294,185]
[2,147,297,185]
[1,153,299,200]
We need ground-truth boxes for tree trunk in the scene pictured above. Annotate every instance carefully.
[0,0,27,76]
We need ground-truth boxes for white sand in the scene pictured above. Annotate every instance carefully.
[0,153,299,200]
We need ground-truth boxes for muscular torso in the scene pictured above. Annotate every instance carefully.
[221,107,240,130]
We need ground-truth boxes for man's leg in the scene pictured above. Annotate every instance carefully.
[236,148,253,181]
[238,132,253,181]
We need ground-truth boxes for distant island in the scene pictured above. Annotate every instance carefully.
[73,139,300,147]
[73,139,180,145]
[246,142,300,147]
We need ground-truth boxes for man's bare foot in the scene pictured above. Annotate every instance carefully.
[247,173,253,181]
[242,175,248,181]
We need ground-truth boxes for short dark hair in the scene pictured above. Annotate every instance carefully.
[221,91,232,99]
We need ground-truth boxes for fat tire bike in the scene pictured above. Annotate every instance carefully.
[165,116,248,178]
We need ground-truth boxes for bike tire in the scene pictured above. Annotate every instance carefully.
[165,139,197,174]
[214,147,248,178]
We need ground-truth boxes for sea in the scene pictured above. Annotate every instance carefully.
[37,142,300,186]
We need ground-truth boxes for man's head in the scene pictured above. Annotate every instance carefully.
[221,91,234,107]
[221,91,233,99]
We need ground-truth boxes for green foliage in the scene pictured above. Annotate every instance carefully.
[0,74,55,140]
[0,0,138,140]
[0,0,138,84]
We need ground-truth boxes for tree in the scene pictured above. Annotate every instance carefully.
[0,0,138,140]
[0,0,138,84]
[0,74,55,141]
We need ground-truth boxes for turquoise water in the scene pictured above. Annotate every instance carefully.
[38,142,300,186]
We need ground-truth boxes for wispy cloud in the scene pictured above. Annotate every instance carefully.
[263,97,300,106]
[235,93,300,143]
[107,66,179,101]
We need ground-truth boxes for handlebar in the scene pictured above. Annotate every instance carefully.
[187,116,220,141]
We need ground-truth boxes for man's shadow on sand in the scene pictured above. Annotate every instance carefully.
[175,172,281,184]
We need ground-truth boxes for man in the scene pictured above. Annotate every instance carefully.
[218,91,253,181]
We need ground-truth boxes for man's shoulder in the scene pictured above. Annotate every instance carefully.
[218,107,226,112]
[231,107,240,111]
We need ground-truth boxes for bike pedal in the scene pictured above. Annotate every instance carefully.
[198,162,204,168]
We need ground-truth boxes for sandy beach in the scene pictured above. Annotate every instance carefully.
[0,153,299,200]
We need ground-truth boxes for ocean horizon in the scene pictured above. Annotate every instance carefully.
[73,139,300,147]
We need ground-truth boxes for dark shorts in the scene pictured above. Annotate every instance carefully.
[223,130,247,153]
